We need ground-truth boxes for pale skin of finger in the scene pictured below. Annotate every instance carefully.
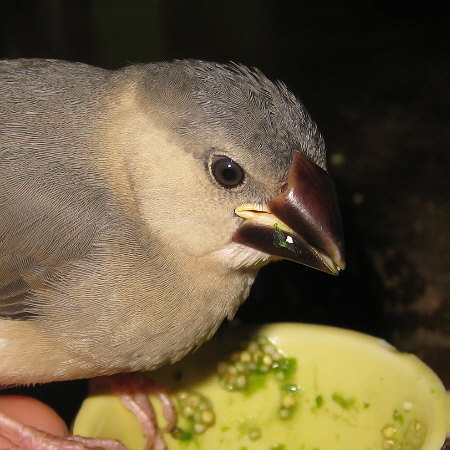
[0,395,127,450]
[0,395,69,447]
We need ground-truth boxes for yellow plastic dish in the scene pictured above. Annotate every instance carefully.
[73,323,449,449]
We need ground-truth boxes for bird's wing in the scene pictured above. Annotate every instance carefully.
[0,170,105,319]
[0,59,112,320]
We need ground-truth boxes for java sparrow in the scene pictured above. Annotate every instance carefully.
[0,58,345,447]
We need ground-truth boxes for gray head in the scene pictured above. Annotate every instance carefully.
[130,60,326,175]
[105,59,342,273]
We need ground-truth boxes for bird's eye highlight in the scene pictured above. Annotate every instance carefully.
[211,156,245,189]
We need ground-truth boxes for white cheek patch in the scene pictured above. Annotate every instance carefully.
[285,235,294,244]
[214,242,272,270]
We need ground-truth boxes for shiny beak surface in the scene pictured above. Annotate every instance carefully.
[232,152,345,275]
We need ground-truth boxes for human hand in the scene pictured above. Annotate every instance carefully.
[0,395,68,448]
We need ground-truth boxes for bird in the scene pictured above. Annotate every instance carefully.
[0,58,345,448]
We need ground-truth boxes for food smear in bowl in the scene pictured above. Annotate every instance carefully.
[73,323,448,450]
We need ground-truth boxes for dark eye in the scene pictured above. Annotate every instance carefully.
[211,156,245,189]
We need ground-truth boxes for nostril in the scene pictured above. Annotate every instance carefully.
[280,182,288,194]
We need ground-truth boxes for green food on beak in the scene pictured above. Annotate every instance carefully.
[272,223,298,254]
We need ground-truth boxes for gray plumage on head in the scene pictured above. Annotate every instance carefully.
[0,58,333,385]
[131,59,326,168]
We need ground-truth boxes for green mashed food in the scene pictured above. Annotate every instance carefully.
[73,323,448,450]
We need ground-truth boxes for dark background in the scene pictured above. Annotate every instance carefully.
[1,0,449,426]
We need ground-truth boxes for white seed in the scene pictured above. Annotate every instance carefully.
[402,400,414,411]
[282,395,296,409]
[188,394,200,407]
[272,352,283,361]
[382,425,397,439]
[263,343,276,354]
[240,350,252,362]
[235,375,247,388]
[177,390,189,399]
[249,429,262,440]
[194,423,206,434]
[201,410,214,424]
